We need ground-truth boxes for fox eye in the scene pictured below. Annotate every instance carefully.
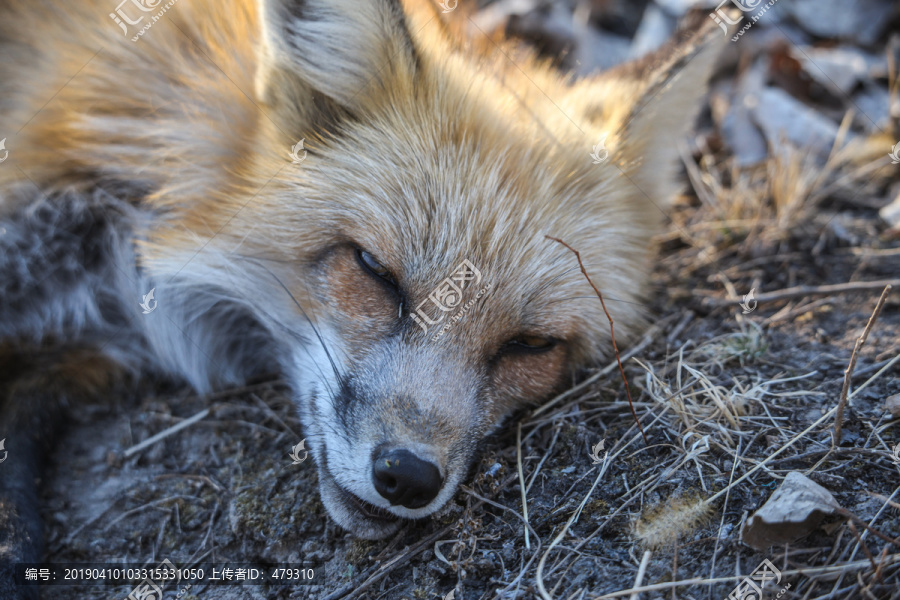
[357,249,396,284]
[504,336,556,353]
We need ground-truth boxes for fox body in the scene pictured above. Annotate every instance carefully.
[0,0,720,583]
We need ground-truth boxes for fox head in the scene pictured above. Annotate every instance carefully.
[139,0,721,538]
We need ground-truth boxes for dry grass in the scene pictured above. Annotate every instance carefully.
[480,308,900,599]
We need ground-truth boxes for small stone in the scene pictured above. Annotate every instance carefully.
[784,0,893,46]
[721,60,769,166]
[886,393,900,418]
[792,47,878,96]
[741,472,841,550]
[751,87,846,155]
[854,83,894,132]
[630,3,676,58]
[654,0,719,17]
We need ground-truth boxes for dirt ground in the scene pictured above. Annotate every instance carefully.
[38,0,900,599]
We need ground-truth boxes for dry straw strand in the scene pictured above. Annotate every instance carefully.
[834,284,892,444]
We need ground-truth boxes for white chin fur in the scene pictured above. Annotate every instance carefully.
[317,464,404,540]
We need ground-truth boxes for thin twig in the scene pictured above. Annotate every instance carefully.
[699,279,899,307]
[830,485,900,595]
[461,486,544,596]
[102,495,199,532]
[834,285,891,444]
[847,351,900,401]
[864,491,900,512]
[847,519,878,575]
[707,406,838,505]
[709,439,741,587]
[328,475,519,600]
[517,422,531,550]
[124,408,212,457]
[537,449,613,600]
[836,507,900,547]
[629,551,652,600]
[763,298,834,325]
[545,235,647,443]
[589,555,900,599]
[671,543,678,600]
[199,501,219,551]
[334,526,454,600]
[665,311,695,346]
[702,291,895,506]
[526,423,561,495]
[873,546,890,584]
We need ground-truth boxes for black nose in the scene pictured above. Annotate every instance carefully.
[372,448,443,509]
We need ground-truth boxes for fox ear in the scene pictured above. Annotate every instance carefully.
[255,0,417,113]
[575,20,722,204]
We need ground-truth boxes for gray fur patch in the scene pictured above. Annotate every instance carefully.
[0,185,282,389]
[0,187,145,362]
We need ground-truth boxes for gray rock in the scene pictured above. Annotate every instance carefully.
[574,28,632,74]
[654,0,720,17]
[793,46,883,95]
[468,0,543,34]
[751,87,844,154]
[741,472,841,551]
[720,60,769,166]
[853,82,895,132]
[784,0,893,46]
[732,20,811,55]
[723,101,769,166]
[475,0,631,75]
[630,3,676,58]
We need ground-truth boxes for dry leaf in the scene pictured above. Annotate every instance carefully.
[741,472,841,550]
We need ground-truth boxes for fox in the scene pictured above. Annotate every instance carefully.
[0,0,722,593]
